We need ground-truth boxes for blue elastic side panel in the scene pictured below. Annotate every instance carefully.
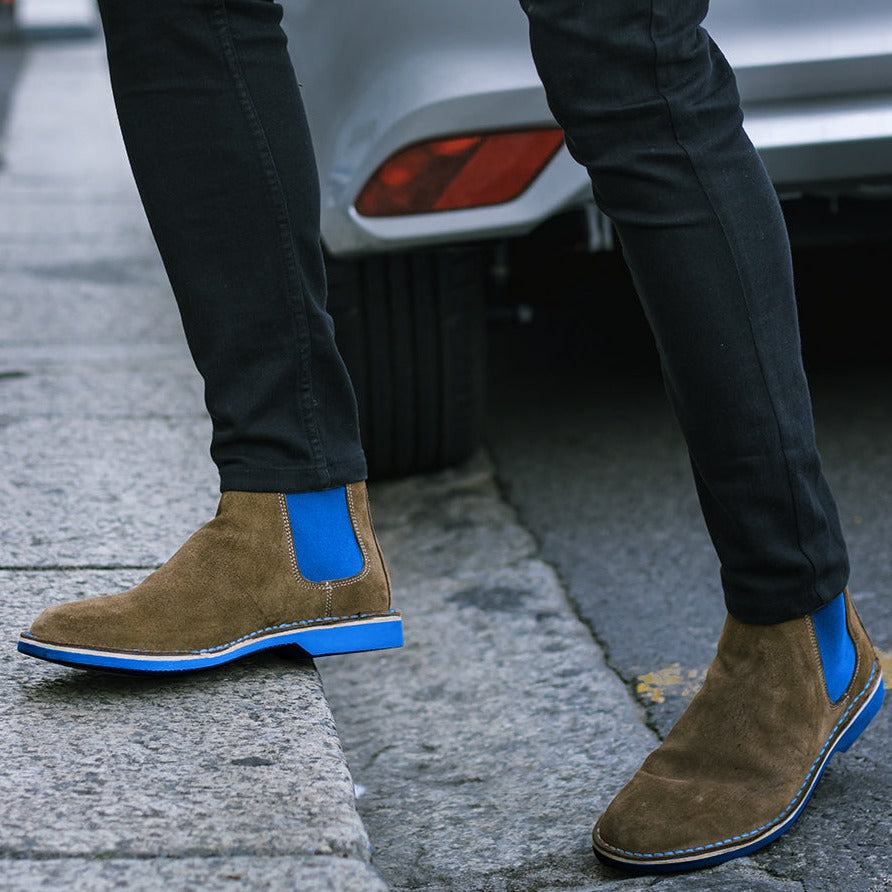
[812,592,857,702]
[285,487,364,583]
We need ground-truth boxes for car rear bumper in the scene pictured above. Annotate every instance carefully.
[747,93,892,195]
[286,1,892,256]
[321,90,892,256]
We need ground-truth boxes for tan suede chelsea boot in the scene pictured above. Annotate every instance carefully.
[592,589,884,873]
[18,482,402,672]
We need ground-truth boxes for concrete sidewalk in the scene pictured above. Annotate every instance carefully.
[0,39,386,891]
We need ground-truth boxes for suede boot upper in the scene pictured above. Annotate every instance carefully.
[593,590,882,870]
[25,482,392,657]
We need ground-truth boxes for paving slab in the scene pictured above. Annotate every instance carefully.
[0,857,388,892]
[0,40,127,184]
[1,415,218,567]
[0,345,205,419]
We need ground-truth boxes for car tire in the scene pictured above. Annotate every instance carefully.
[325,246,488,480]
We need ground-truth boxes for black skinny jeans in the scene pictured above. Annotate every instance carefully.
[97,0,366,493]
[96,0,849,624]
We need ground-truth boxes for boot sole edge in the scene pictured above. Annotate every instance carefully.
[17,613,404,674]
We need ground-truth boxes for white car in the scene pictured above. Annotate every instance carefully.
[283,0,892,477]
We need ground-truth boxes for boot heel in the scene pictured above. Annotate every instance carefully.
[837,673,884,753]
[293,614,404,657]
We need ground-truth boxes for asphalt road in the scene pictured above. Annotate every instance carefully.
[484,237,892,890]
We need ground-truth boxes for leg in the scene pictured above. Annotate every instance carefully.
[18,0,402,671]
[520,0,883,871]
[99,0,363,493]
[522,0,844,624]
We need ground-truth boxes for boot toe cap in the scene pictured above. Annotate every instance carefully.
[26,595,133,650]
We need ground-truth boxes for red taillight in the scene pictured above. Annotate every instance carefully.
[355,129,565,217]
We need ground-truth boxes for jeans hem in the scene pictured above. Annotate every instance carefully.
[724,570,850,625]
[218,455,369,494]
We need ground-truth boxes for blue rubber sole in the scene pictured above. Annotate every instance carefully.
[594,667,885,874]
[17,613,403,674]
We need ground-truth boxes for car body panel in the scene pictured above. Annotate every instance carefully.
[709,2,892,195]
